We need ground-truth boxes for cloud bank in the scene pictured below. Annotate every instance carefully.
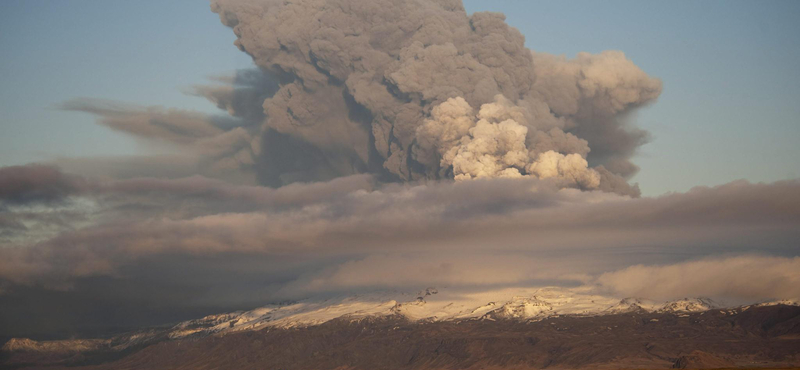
[596,256,800,303]
[1,165,798,300]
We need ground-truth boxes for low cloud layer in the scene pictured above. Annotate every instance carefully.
[277,254,800,306]
[597,256,800,303]
[1,165,798,298]
[1,165,799,336]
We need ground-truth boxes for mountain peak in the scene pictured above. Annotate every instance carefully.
[657,297,719,313]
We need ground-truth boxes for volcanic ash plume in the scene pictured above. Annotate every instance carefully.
[202,0,661,195]
[416,95,600,188]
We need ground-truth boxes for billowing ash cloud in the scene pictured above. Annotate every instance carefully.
[206,0,661,194]
[64,0,659,196]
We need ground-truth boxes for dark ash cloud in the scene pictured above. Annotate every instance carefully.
[0,165,88,206]
[205,0,660,192]
[58,0,661,196]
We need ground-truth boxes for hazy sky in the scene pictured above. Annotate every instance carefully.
[1,0,798,195]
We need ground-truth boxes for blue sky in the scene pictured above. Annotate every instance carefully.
[1,0,798,195]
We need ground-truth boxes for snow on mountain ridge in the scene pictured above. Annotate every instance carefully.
[489,296,553,319]
[755,299,800,307]
[605,297,659,314]
[5,290,798,356]
[164,287,756,339]
[656,297,719,313]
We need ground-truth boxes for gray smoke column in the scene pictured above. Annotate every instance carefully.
[210,0,661,195]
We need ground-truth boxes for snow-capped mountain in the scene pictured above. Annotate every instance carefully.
[4,287,799,370]
[756,299,800,307]
[656,297,719,313]
[156,287,793,339]
[604,297,659,313]
[5,287,798,353]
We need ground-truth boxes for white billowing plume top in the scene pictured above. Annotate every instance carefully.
[418,95,600,188]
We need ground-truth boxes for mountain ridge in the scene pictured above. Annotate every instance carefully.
[3,287,799,370]
[3,303,799,370]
